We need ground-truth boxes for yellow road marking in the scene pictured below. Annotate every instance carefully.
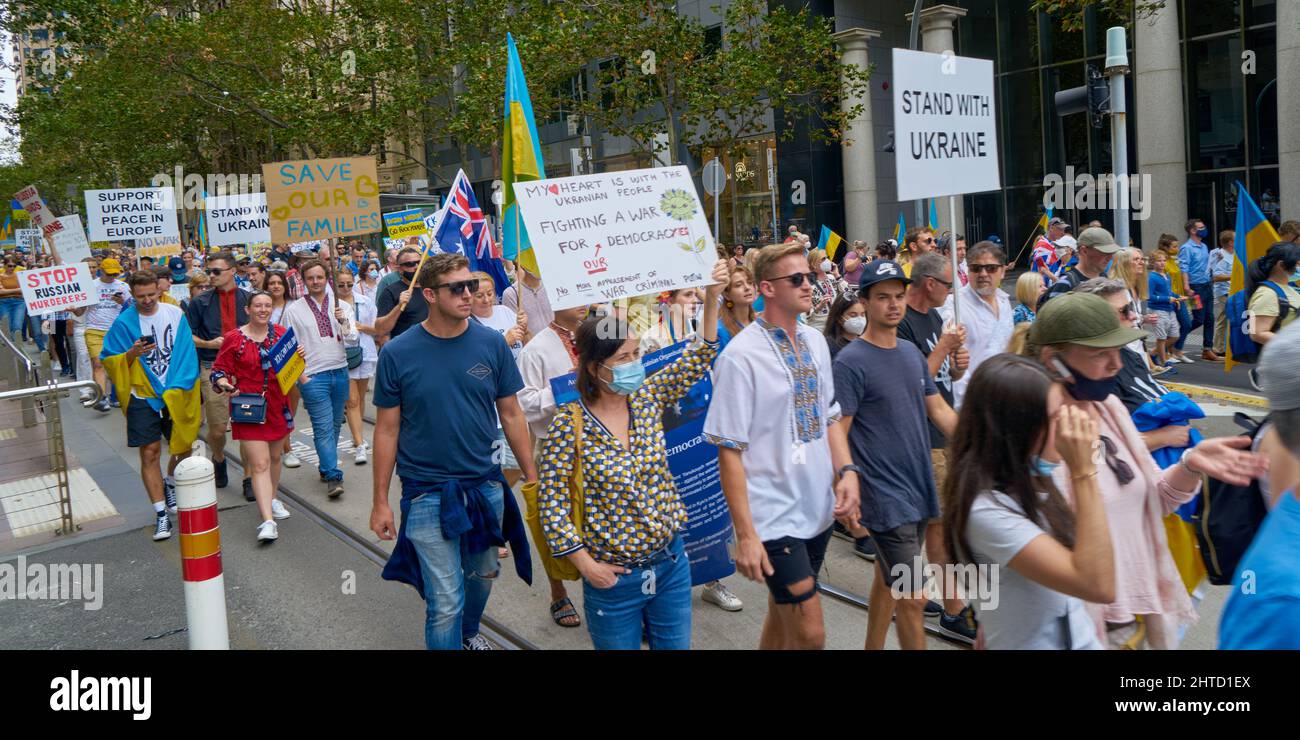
[1162,381,1268,409]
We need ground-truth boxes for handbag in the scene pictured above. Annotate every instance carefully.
[522,402,586,582]
[229,364,270,425]
[344,300,363,370]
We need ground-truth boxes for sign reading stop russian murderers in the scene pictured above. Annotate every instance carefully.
[205,193,271,247]
[19,262,95,316]
[511,165,717,310]
[262,156,381,242]
[83,187,180,241]
[891,48,1001,201]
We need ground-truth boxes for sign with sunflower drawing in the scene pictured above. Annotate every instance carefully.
[510,165,718,310]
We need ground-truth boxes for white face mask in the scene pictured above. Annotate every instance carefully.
[843,316,866,335]
[820,259,834,273]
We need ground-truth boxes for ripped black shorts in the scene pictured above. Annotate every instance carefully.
[762,527,833,605]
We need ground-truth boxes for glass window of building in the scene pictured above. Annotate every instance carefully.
[1186,34,1246,171]
[1183,0,1241,38]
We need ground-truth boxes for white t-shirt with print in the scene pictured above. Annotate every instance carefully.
[133,303,186,393]
[86,279,131,331]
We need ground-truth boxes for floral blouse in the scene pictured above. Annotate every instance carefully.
[538,338,719,565]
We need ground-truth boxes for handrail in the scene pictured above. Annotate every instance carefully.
[0,321,37,375]
[0,379,101,405]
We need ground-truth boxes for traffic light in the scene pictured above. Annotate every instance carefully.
[1054,64,1110,129]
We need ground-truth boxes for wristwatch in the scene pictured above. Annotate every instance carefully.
[837,464,864,480]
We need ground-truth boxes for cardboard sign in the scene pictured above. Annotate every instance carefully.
[135,236,183,259]
[13,185,59,237]
[49,215,92,264]
[383,208,428,239]
[18,263,95,316]
[510,165,717,310]
[892,48,1001,200]
[84,187,180,241]
[262,156,381,242]
[206,193,271,247]
[269,327,305,395]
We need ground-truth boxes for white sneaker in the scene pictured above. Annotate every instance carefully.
[353,443,368,466]
[701,580,743,612]
[256,520,278,543]
[152,513,172,541]
[270,498,291,520]
[282,451,302,468]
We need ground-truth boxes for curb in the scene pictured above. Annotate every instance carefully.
[1162,381,1268,409]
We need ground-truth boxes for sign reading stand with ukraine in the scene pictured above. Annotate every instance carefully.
[269,328,305,395]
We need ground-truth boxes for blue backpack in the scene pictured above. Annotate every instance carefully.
[1226,281,1291,364]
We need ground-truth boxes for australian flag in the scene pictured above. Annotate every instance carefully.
[428,168,510,298]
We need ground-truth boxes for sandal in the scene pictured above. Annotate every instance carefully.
[550,597,581,628]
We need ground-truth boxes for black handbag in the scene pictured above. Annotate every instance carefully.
[229,366,270,425]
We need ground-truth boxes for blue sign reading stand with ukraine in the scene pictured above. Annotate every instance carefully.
[550,341,736,586]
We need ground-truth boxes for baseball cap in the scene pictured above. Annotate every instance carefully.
[1258,322,1300,412]
[986,235,1003,245]
[1048,217,1070,230]
[100,258,123,275]
[1054,235,1078,249]
[1029,292,1146,348]
[858,260,911,293]
[1077,226,1120,254]
[168,256,185,271]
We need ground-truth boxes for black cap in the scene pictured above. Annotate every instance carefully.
[858,260,911,293]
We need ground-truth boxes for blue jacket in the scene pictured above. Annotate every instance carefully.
[381,471,533,596]
[1131,391,1205,522]
[1148,272,1176,312]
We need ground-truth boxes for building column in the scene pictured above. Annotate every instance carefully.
[1134,0,1188,251]
[832,28,882,244]
[1279,0,1300,221]
[906,4,968,238]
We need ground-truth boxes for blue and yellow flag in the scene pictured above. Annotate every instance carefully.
[927,199,939,231]
[1226,182,1281,371]
[893,211,906,242]
[0,213,10,241]
[817,225,844,261]
[501,33,546,277]
[100,305,202,455]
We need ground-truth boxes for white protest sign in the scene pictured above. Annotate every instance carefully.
[169,283,191,304]
[511,165,716,310]
[18,262,95,316]
[892,48,1001,201]
[49,215,92,264]
[84,187,179,241]
[206,193,271,247]
[13,184,59,237]
[16,228,40,250]
[289,240,323,254]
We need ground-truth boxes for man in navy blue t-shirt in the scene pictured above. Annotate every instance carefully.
[370,252,537,651]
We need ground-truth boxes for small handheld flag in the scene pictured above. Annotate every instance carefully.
[817,225,844,261]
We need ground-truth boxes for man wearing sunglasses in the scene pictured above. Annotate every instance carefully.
[375,246,428,339]
[900,227,936,279]
[940,241,1013,409]
[184,251,254,497]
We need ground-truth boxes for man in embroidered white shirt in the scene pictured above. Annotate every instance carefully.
[940,241,1014,409]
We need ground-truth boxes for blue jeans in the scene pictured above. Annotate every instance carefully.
[581,536,692,650]
[0,298,25,339]
[298,367,349,482]
[27,315,46,352]
[1188,282,1215,350]
[1173,300,1194,351]
[405,480,503,650]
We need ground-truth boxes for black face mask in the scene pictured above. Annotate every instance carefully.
[1061,358,1119,402]
[401,270,417,282]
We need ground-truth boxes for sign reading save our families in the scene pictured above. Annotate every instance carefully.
[262,156,381,243]
[83,188,180,241]
[269,327,305,395]
[511,165,717,311]
[205,193,271,247]
[18,262,95,317]
[891,48,1001,201]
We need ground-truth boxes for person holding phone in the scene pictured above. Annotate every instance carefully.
[211,291,298,542]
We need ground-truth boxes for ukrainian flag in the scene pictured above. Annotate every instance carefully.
[817,225,844,261]
[502,33,546,277]
[893,212,906,242]
[1226,182,1281,372]
[100,306,203,455]
[1036,205,1053,234]
[0,213,10,241]
[927,199,939,231]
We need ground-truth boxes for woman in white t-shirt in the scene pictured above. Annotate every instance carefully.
[470,271,527,358]
[943,355,1114,650]
[335,271,379,466]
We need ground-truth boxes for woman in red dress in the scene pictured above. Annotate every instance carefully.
[211,291,297,542]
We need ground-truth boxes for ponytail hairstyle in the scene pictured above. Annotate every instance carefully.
[1247,242,1300,296]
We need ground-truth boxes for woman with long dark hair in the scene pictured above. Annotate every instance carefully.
[1244,242,1300,390]
[943,355,1113,649]
[823,294,866,360]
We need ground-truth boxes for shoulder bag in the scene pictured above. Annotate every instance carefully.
[229,339,271,424]
[522,402,586,582]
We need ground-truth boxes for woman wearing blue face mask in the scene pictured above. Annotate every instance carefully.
[537,259,728,649]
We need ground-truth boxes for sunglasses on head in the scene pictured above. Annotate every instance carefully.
[968,263,1004,274]
[767,272,817,288]
[432,278,480,295]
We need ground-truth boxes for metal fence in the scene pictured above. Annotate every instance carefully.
[0,323,100,538]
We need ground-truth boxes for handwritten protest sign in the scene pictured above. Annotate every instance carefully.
[16,228,40,251]
[269,327,305,395]
[49,215,92,264]
[510,165,716,310]
[19,263,95,316]
[262,156,381,242]
[382,208,428,239]
[13,185,59,238]
[206,193,271,247]
[84,188,180,241]
[135,236,183,259]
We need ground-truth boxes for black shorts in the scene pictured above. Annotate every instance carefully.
[869,521,927,593]
[762,527,833,605]
[126,396,172,448]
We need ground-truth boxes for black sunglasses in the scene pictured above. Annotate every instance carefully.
[968,263,1004,274]
[398,261,421,269]
[432,278,479,295]
[206,267,228,275]
[927,275,953,288]
[767,272,817,288]
[1099,434,1135,485]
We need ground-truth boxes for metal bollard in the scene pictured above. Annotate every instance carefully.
[174,455,230,650]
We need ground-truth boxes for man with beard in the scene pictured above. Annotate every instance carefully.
[940,241,1014,409]
[375,246,428,339]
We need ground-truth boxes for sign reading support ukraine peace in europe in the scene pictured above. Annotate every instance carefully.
[262,156,381,242]
[269,327,305,395]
